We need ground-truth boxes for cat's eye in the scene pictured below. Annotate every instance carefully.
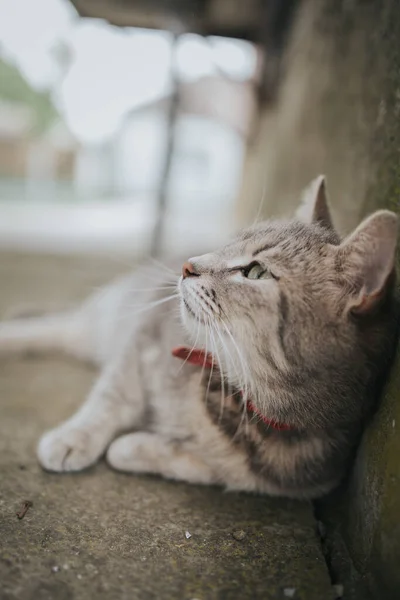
[242,262,272,280]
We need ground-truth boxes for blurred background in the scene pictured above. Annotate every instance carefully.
[0,0,299,258]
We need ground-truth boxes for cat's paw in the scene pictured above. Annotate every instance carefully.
[106,432,159,473]
[37,425,104,472]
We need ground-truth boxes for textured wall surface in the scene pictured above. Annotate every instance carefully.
[238,0,400,596]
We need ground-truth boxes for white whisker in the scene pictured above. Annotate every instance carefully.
[176,318,201,374]
[251,179,267,227]
[220,321,250,400]
[130,286,178,293]
[204,318,214,403]
[137,270,178,285]
[147,257,179,277]
[219,321,251,436]
[90,284,177,295]
[199,316,211,388]
[115,294,179,322]
[214,325,244,435]
[208,322,226,423]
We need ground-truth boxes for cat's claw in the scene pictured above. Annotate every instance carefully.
[37,425,103,472]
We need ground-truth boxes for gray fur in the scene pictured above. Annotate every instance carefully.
[0,176,398,499]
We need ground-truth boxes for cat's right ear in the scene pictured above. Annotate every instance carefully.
[295,175,335,231]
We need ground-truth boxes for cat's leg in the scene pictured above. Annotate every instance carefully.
[107,431,265,492]
[106,432,216,485]
[0,310,102,363]
[0,276,135,365]
[37,358,145,472]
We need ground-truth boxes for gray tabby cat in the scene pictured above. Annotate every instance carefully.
[0,176,398,499]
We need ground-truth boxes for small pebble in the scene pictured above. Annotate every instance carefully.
[333,583,344,598]
[51,566,60,573]
[283,588,296,598]
[63,564,69,570]
[232,529,247,541]
[393,419,396,428]
[185,531,192,539]
[77,574,83,580]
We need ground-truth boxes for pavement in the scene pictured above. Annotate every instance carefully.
[0,252,334,600]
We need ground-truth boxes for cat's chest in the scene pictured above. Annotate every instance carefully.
[201,371,272,442]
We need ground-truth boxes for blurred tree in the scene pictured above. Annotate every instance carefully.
[0,56,59,135]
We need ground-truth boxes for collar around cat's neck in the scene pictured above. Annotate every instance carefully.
[171,346,294,432]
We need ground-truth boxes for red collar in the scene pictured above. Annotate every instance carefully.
[172,346,294,432]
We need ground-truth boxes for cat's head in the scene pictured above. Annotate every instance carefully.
[178,176,398,423]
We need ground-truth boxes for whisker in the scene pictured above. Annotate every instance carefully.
[176,319,201,374]
[200,315,214,411]
[82,281,118,311]
[219,321,250,437]
[147,257,180,277]
[199,315,211,389]
[137,270,178,285]
[87,269,178,304]
[89,284,177,295]
[215,325,243,429]
[214,323,243,395]
[220,321,250,400]
[114,294,179,322]
[130,286,178,293]
[208,323,226,424]
[251,179,267,227]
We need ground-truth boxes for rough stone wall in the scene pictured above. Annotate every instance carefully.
[238,0,399,232]
[237,0,400,596]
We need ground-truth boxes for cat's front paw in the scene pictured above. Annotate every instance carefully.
[37,425,104,472]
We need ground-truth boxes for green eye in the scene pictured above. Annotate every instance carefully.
[246,264,263,279]
[243,262,271,280]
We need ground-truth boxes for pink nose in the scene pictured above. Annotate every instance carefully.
[182,261,198,278]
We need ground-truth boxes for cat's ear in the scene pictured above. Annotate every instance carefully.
[339,210,398,315]
[295,175,334,230]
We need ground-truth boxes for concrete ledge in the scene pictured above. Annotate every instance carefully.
[0,252,333,600]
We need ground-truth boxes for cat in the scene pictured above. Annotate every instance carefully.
[0,176,398,499]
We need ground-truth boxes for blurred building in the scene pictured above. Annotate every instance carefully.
[0,5,267,254]
[0,56,78,203]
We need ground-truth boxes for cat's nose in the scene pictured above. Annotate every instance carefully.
[182,261,199,279]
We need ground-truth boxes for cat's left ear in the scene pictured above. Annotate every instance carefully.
[338,210,398,315]
[295,175,335,231]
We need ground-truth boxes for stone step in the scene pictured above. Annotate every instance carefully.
[0,253,334,600]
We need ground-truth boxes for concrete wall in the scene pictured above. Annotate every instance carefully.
[237,0,400,597]
[238,0,399,233]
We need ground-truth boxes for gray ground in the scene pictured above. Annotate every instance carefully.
[0,253,334,600]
